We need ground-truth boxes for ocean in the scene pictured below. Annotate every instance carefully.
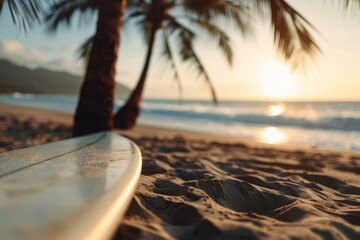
[1,94,360,152]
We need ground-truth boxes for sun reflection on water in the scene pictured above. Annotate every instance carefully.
[268,103,286,116]
[259,127,288,144]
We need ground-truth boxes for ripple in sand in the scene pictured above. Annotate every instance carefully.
[188,178,294,214]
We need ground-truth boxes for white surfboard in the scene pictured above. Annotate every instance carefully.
[0,131,142,240]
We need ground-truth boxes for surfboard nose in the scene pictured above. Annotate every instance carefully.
[0,131,142,240]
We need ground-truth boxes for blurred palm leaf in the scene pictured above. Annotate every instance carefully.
[45,0,98,33]
[43,0,360,99]
[46,0,246,103]
[0,0,53,30]
[253,0,360,68]
[253,0,321,68]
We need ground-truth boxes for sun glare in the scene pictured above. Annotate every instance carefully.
[260,62,295,99]
[259,127,288,144]
[268,103,286,116]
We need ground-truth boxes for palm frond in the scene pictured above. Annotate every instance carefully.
[183,0,251,33]
[188,16,233,65]
[77,34,94,66]
[1,0,53,30]
[332,0,360,12]
[45,0,97,33]
[161,29,183,101]
[171,18,218,103]
[254,0,321,68]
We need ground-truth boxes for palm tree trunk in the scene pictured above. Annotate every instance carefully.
[73,0,126,136]
[113,26,157,129]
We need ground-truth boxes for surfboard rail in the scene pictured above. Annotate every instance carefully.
[0,131,142,240]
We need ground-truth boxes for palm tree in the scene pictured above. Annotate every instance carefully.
[72,0,127,136]
[45,0,320,130]
[18,0,360,135]
[73,0,323,130]
[46,0,127,136]
[113,0,251,129]
[46,0,250,130]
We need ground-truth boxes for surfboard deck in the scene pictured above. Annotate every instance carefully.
[0,131,142,240]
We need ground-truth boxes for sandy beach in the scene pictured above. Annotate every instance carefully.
[1,103,360,239]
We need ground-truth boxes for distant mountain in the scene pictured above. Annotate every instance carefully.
[0,59,130,97]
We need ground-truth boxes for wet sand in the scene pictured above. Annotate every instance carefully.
[1,103,360,239]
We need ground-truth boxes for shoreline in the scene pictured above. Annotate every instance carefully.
[0,102,358,156]
[121,123,360,156]
[1,103,360,239]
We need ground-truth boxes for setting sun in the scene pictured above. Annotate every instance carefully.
[260,62,295,99]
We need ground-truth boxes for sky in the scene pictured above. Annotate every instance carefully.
[0,0,360,101]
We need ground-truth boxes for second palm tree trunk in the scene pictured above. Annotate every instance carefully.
[114,27,157,129]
